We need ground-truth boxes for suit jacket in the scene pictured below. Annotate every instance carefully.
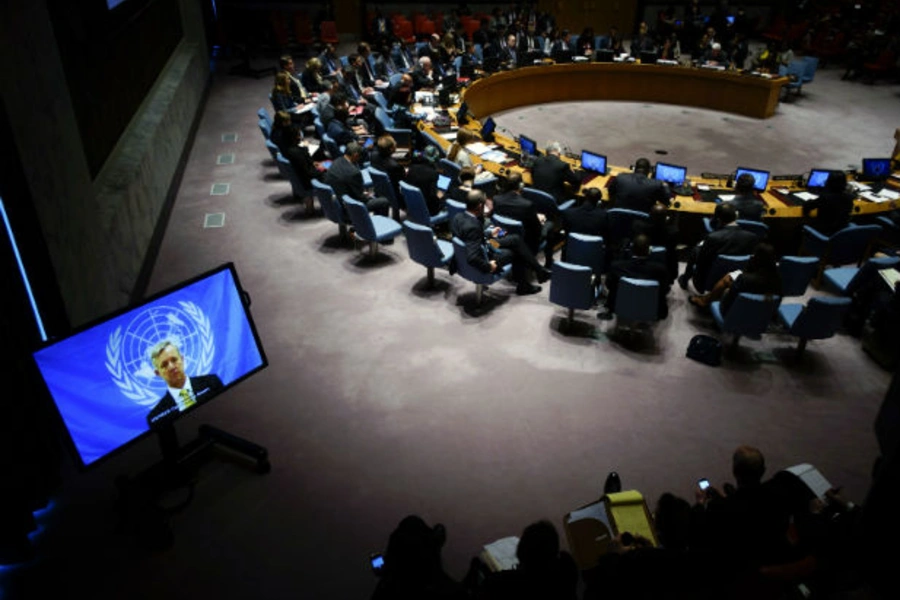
[562,202,608,237]
[720,268,783,315]
[271,92,297,113]
[802,191,854,236]
[695,224,760,288]
[451,211,492,273]
[609,172,670,213]
[531,154,581,202]
[370,154,405,199]
[404,162,442,215]
[147,374,224,428]
[324,156,365,203]
[326,118,358,147]
[492,191,542,253]
[606,256,671,319]
[731,194,766,222]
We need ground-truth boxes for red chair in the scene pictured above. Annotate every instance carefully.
[762,15,788,42]
[293,12,315,47]
[320,20,339,45]
[420,19,436,37]
[397,20,415,44]
[463,20,480,42]
[414,14,428,36]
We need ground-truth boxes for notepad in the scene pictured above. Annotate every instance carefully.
[606,491,658,545]
[466,142,495,156]
[794,191,819,202]
[879,267,900,290]
[482,536,519,571]
[785,463,833,500]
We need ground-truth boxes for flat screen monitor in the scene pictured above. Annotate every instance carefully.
[807,169,832,188]
[437,174,452,191]
[640,51,658,65]
[456,102,469,124]
[735,167,770,191]
[862,158,891,180]
[654,162,688,186]
[481,117,496,138]
[581,150,608,175]
[519,135,537,157]
[32,263,268,468]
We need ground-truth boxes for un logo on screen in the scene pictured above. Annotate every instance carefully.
[105,301,215,405]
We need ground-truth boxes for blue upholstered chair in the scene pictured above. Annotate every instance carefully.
[779,60,807,98]
[321,132,343,160]
[736,219,770,240]
[802,223,881,269]
[400,181,449,227]
[607,208,650,250]
[257,108,273,130]
[777,297,852,356]
[265,139,280,161]
[342,195,402,256]
[451,236,511,305]
[312,180,349,240]
[702,254,751,294]
[822,256,900,296]
[490,214,524,239]
[564,233,605,277]
[258,118,271,140]
[445,199,466,222]
[275,153,314,212]
[711,292,782,348]
[800,56,819,85]
[402,221,453,286]
[778,256,820,297]
[549,261,599,328]
[367,166,403,221]
[522,187,560,218]
[374,107,413,151]
[438,158,462,184]
[613,277,661,335]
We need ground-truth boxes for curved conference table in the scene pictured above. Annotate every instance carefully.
[417,61,899,247]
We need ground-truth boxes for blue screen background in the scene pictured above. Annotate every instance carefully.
[581,152,607,174]
[655,164,686,184]
[33,268,265,466]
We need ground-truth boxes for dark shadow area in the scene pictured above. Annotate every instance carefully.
[410,276,453,298]
[548,314,597,342]
[317,232,352,253]
[345,251,400,270]
[279,207,320,223]
[455,291,510,317]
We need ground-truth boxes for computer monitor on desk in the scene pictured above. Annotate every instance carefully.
[654,162,687,186]
[519,135,537,158]
[861,158,891,181]
[735,167,770,192]
[481,117,496,142]
[580,150,607,176]
[807,169,831,189]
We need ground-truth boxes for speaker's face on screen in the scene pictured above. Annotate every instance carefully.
[153,345,187,389]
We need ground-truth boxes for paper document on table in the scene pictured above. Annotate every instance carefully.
[481,150,511,163]
[878,189,899,200]
[794,192,819,201]
[785,463,833,500]
[293,103,316,115]
[718,194,736,201]
[482,536,519,571]
[441,131,458,141]
[879,268,900,290]
[466,142,495,156]
[860,191,892,203]
[697,184,711,191]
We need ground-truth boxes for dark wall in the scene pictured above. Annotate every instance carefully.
[47,0,183,178]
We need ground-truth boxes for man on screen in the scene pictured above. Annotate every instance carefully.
[146,341,223,428]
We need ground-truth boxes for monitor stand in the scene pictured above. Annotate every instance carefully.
[115,424,269,550]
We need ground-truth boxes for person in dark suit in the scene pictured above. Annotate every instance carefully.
[411,56,438,91]
[802,170,855,236]
[146,341,223,428]
[500,33,519,67]
[730,173,766,222]
[324,142,390,216]
[632,202,679,283]
[278,55,311,104]
[678,203,759,292]
[562,188,608,237]
[448,166,477,204]
[492,171,545,261]
[531,142,581,203]
[689,242,782,311]
[370,134,406,203]
[404,146,444,216]
[270,111,319,189]
[451,190,549,296]
[600,234,671,319]
[608,157,670,213]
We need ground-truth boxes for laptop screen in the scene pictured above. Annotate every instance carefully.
[437,174,452,191]
[581,150,607,175]
[862,158,891,180]
[735,167,770,191]
[481,117,496,138]
[807,169,831,188]
[654,162,687,185]
[519,135,537,156]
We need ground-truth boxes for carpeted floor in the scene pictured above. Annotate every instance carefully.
[8,54,898,600]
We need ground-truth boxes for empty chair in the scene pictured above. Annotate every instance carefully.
[711,292,782,349]
[368,166,403,221]
[451,236,511,305]
[778,256,819,297]
[779,60,807,98]
[564,232,605,288]
[823,255,900,296]
[402,221,454,286]
[777,296,852,356]
[800,55,819,85]
[342,195,402,256]
[802,223,882,274]
[702,254,751,294]
[549,261,599,329]
[312,180,349,240]
[276,153,314,212]
[613,277,661,335]
[374,107,413,152]
[400,181,449,227]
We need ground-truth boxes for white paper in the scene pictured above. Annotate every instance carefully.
[794,192,819,201]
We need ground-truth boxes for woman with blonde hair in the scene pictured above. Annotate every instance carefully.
[446,129,482,169]
[301,57,327,94]
[271,71,297,113]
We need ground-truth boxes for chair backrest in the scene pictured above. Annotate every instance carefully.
[522,187,560,218]
[787,297,851,340]
[705,254,751,293]
[399,181,433,226]
[451,236,496,285]
[778,255,819,296]
[257,108,272,129]
[258,118,271,140]
[801,56,819,83]
[720,293,781,337]
[607,208,650,245]
[846,255,900,295]
[374,106,395,131]
[367,167,401,214]
[314,117,325,138]
[736,219,770,239]
[445,198,466,222]
[419,130,447,157]
[403,221,446,268]
[614,277,660,322]
[343,195,377,240]
[276,153,306,197]
[549,261,595,311]
[438,158,462,182]
[565,233,605,276]
[827,224,882,267]
[321,132,342,159]
[265,139,280,161]
[312,180,345,225]
[491,213,524,238]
